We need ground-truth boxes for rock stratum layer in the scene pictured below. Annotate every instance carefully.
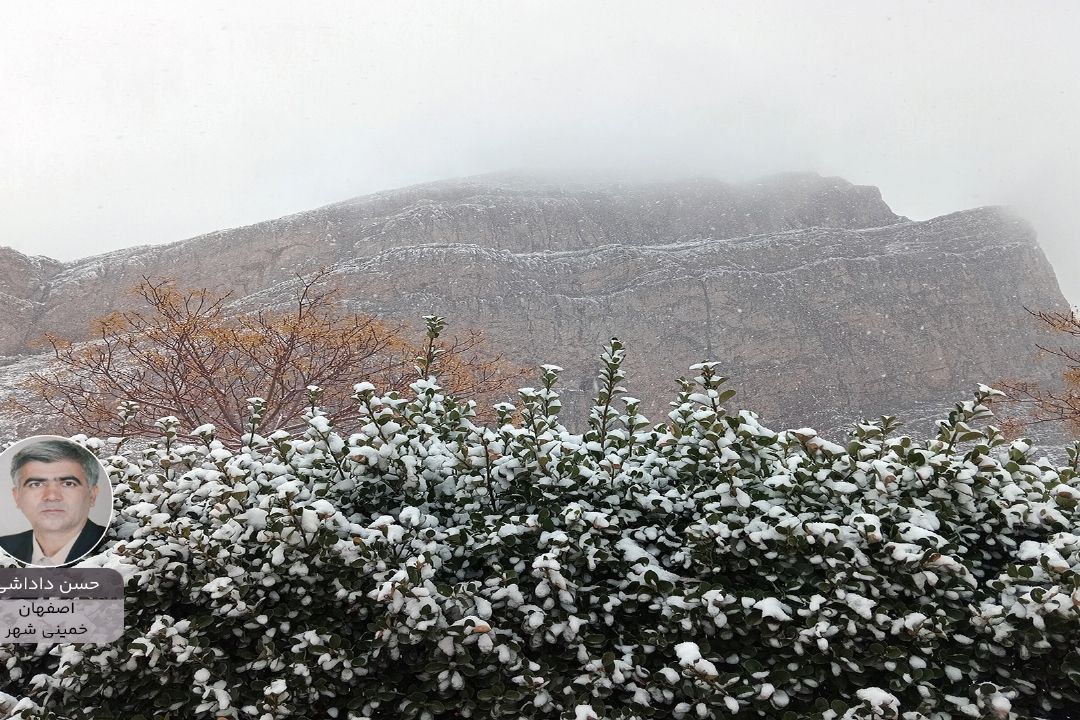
[0,173,1071,435]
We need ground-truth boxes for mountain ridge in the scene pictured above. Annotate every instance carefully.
[0,172,1071,438]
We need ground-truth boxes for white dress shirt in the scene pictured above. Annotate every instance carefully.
[31,532,79,566]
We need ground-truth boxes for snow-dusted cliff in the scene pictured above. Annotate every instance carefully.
[0,172,1071,434]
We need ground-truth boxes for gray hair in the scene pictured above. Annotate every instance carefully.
[10,439,100,488]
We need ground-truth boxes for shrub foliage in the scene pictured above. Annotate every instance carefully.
[2,336,1079,720]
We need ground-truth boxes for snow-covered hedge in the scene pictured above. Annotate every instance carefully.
[3,340,1080,720]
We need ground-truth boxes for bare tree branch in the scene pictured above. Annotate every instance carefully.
[14,274,524,444]
[998,306,1080,435]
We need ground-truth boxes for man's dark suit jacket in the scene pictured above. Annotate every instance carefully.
[0,520,106,565]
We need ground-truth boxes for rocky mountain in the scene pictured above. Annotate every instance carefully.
[0,172,1072,437]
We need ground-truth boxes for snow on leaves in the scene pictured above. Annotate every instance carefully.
[2,345,1079,720]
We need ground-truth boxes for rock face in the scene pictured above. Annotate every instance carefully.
[0,248,62,353]
[0,172,1071,435]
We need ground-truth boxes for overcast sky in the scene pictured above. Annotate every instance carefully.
[2,1,1078,303]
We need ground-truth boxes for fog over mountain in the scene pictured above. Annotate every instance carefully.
[1,2,1078,304]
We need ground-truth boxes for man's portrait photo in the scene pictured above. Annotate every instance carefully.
[0,436,112,567]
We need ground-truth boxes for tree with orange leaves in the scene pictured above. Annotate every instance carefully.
[19,272,520,444]
[1000,307,1080,435]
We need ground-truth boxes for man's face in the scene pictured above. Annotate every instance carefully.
[12,459,98,536]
